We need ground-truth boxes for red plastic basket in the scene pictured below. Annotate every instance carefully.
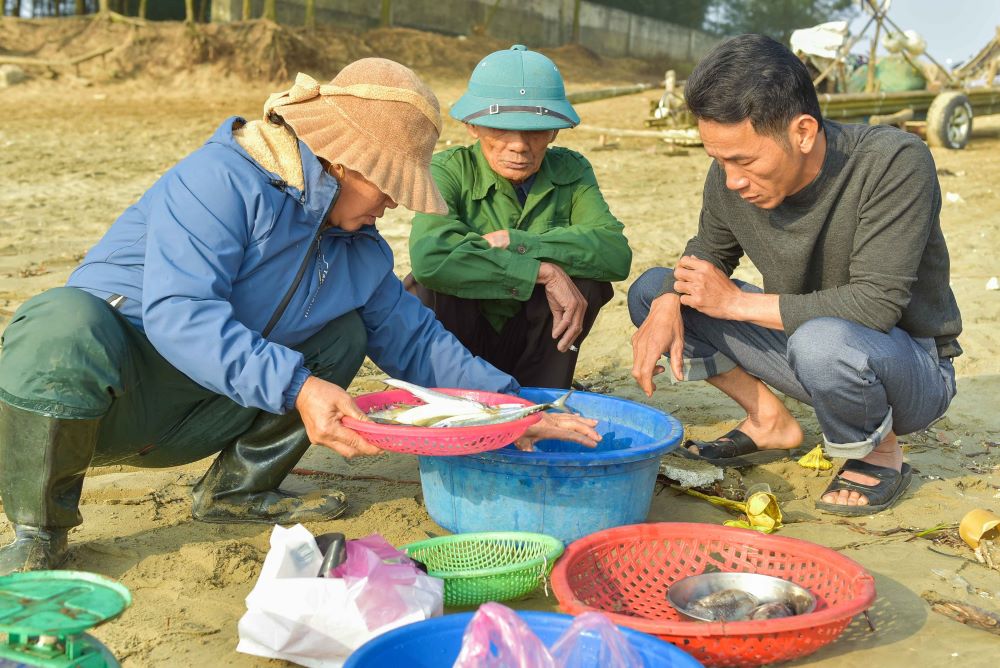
[342,388,542,456]
[551,523,876,668]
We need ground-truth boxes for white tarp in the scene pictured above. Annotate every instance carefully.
[790,21,850,59]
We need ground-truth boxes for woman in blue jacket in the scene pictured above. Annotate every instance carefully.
[0,59,599,575]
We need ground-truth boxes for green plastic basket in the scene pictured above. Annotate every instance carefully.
[401,532,564,607]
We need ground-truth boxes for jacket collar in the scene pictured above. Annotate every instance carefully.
[210,117,340,225]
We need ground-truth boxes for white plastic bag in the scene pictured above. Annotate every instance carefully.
[236,525,444,668]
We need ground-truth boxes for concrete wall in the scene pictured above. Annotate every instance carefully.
[211,0,718,63]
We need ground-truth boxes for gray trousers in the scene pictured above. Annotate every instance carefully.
[627,268,957,459]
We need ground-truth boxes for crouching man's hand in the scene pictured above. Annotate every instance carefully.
[295,376,383,459]
[537,262,587,353]
[514,412,600,452]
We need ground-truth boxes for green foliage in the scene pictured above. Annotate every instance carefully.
[706,0,858,45]
[586,0,714,30]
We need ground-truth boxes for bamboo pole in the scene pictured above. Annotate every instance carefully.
[565,83,652,104]
[866,13,881,93]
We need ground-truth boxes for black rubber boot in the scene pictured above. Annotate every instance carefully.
[0,526,69,574]
[191,410,347,524]
[0,402,99,576]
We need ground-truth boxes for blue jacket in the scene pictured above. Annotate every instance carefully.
[67,118,517,413]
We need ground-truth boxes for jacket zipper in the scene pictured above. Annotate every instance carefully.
[260,179,338,338]
[261,232,319,338]
[302,239,329,320]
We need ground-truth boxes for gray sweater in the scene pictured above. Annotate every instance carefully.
[665,120,962,358]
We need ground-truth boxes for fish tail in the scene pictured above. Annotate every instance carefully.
[550,389,575,413]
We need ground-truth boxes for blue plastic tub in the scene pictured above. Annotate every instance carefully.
[418,389,684,544]
[343,610,702,668]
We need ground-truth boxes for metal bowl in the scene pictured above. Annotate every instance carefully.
[666,572,816,622]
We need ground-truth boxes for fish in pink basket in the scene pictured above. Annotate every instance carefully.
[367,379,573,427]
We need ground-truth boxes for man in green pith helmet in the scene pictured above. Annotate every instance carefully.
[405,45,632,389]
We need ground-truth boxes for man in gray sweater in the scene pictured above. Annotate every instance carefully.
[628,34,961,516]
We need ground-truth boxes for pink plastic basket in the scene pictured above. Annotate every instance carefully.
[342,388,542,456]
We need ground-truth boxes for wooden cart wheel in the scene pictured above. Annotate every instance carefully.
[926,92,974,149]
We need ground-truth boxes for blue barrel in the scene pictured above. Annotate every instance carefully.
[418,389,684,544]
[344,610,702,667]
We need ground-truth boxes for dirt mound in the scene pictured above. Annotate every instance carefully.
[0,16,664,87]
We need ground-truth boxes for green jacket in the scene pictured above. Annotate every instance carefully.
[409,142,632,332]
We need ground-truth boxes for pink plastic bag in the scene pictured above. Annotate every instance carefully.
[328,534,427,631]
[549,611,642,668]
[453,602,555,668]
[453,604,643,668]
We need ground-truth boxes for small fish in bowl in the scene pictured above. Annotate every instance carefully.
[667,572,815,622]
[684,588,760,621]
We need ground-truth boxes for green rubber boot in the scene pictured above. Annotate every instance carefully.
[0,402,99,575]
[191,410,347,524]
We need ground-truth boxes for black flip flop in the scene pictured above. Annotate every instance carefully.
[815,460,913,516]
[676,428,800,468]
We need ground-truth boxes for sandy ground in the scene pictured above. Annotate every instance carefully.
[2,25,1000,668]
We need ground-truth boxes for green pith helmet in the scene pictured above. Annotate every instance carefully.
[450,44,580,131]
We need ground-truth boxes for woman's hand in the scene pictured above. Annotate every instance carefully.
[294,376,383,458]
[514,412,600,452]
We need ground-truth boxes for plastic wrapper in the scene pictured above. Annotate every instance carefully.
[681,486,783,534]
[797,444,833,471]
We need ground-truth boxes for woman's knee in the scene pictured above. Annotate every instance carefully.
[300,311,368,385]
[627,267,672,327]
[0,288,128,416]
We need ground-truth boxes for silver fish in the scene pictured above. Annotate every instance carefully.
[429,390,574,427]
[368,381,574,428]
[369,379,497,426]
[688,589,760,621]
[366,401,485,427]
[366,403,420,424]
[382,378,490,409]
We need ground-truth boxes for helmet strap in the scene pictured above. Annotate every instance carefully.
[461,105,576,126]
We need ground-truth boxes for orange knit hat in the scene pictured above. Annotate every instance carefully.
[265,60,447,215]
